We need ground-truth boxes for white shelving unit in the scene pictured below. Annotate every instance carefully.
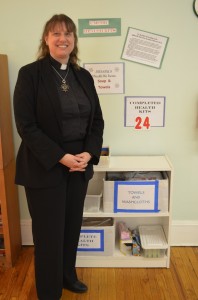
[76,155,173,268]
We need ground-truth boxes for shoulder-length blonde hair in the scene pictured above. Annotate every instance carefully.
[37,14,80,68]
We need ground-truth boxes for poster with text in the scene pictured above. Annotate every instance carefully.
[84,62,125,94]
[122,27,169,69]
[124,96,166,129]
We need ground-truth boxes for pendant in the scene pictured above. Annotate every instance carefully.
[61,80,69,92]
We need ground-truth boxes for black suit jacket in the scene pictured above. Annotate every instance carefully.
[13,56,104,188]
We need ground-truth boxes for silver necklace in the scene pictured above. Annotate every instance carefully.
[52,65,70,92]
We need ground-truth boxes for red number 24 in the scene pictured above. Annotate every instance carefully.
[135,116,150,130]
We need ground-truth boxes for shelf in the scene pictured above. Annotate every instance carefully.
[76,248,169,268]
[95,155,173,172]
[83,211,170,218]
[79,155,173,269]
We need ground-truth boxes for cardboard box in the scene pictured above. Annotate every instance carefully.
[77,218,115,256]
[103,171,169,213]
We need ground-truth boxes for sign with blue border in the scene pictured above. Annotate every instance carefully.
[124,96,166,128]
[77,229,104,252]
[114,181,159,213]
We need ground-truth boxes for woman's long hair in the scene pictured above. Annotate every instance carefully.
[37,14,79,68]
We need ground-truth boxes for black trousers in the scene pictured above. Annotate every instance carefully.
[25,171,89,300]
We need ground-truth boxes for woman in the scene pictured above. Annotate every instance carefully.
[14,14,104,300]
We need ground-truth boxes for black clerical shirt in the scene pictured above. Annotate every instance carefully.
[50,57,91,142]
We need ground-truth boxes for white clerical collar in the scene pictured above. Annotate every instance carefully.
[60,64,67,70]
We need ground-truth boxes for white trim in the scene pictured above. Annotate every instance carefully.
[20,219,198,246]
[21,219,33,245]
[171,220,198,246]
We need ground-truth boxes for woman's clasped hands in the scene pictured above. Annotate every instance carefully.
[59,152,92,172]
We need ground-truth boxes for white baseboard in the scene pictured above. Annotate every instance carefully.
[20,219,198,246]
[171,220,198,246]
[21,219,33,245]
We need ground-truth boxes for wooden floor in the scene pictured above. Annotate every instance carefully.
[0,246,198,300]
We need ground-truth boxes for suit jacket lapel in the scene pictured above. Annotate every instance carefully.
[39,56,63,131]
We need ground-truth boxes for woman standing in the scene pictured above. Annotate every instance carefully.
[14,14,104,300]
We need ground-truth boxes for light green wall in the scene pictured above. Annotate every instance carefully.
[0,0,198,220]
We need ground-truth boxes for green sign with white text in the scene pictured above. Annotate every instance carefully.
[78,18,121,37]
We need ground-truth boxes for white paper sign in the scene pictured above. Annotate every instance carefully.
[122,27,169,69]
[114,181,159,213]
[84,62,124,94]
[124,96,166,129]
[78,230,104,251]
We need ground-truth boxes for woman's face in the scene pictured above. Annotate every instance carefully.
[45,22,75,63]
